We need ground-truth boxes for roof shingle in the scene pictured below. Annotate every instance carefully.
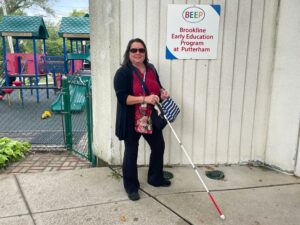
[0,16,49,39]
[58,17,90,39]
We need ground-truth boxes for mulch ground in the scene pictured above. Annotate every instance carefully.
[0,151,92,175]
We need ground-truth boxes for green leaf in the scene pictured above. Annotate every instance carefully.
[0,137,11,144]
[0,154,8,164]
[4,148,14,156]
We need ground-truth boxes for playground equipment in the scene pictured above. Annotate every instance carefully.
[58,16,90,75]
[12,80,23,104]
[0,16,91,111]
[2,88,13,105]
[50,16,91,113]
[0,16,49,104]
[51,75,91,113]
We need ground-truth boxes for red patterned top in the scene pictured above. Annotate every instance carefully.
[133,66,160,133]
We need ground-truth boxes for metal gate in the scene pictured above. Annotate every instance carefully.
[61,75,96,166]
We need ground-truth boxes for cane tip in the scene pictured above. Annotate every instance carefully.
[220,215,225,220]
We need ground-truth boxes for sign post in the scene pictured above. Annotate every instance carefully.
[166,4,220,59]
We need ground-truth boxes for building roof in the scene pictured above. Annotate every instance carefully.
[0,16,49,39]
[58,17,90,39]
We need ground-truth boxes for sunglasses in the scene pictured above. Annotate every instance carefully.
[129,48,145,53]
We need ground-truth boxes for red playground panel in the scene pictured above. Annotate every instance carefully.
[68,60,84,74]
[6,53,84,76]
[6,53,46,75]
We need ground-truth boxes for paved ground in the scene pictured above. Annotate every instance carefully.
[0,151,91,175]
[0,165,300,225]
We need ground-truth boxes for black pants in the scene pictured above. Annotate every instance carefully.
[123,127,165,194]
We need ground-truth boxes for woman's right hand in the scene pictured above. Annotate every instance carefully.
[160,89,169,101]
[145,94,159,105]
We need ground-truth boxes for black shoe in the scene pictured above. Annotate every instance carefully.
[148,179,171,187]
[163,171,174,180]
[128,192,140,201]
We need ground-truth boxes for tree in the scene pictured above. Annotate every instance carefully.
[44,23,64,56]
[69,9,87,17]
[1,0,55,16]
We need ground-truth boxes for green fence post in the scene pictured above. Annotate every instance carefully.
[90,93,97,167]
[62,76,72,151]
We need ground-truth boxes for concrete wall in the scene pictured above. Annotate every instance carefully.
[266,0,300,172]
[90,0,300,174]
[89,0,120,163]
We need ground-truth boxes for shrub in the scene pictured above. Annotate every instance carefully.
[0,137,31,169]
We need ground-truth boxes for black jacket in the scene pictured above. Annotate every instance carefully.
[113,63,162,140]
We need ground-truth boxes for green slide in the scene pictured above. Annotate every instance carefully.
[51,76,90,113]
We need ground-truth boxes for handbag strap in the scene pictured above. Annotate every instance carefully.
[132,66,151,95]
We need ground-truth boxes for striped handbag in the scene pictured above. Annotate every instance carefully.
[160,97,180,123]
[152,97,180,130]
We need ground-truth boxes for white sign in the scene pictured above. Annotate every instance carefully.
[166,4,220,59]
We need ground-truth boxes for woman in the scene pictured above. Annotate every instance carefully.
[114,38,170,201]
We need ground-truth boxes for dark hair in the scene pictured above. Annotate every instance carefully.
[121,38,149,66]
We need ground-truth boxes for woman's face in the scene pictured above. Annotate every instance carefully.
[129,42,145,65]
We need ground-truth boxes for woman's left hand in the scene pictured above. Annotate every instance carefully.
[160,89,169,101]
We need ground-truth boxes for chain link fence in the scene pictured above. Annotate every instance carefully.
[1,73,95,163]
[0,83,66,150]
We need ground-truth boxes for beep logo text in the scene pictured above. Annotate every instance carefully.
[182,6,205,23]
